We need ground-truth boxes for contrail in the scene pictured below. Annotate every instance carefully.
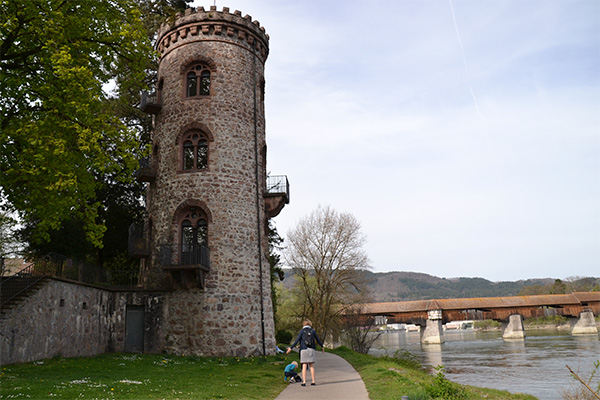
[448,0,491,150]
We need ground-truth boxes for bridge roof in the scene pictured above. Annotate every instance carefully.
[573,292,600,302]
[360,292,600,315]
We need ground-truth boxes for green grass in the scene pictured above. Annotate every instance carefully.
[0,353,292,399]
[1,348,539,400]
[330,346,538,400]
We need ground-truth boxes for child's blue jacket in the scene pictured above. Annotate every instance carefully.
[284,363,296,373]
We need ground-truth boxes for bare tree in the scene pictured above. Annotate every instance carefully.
[285,205,371,341]
[342,305,383,354]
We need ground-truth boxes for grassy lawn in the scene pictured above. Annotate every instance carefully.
[0,353,291,399]
[0,349,539,400]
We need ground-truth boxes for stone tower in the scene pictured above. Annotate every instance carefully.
[136,6,289,357]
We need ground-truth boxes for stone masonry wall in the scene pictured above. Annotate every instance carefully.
[0,279,167,365]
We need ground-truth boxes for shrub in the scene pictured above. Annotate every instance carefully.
[474,319,501,330]
[392,349,422,370]
[276,329,293,344]
[422,365,466,399]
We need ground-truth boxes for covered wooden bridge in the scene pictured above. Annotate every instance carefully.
[352,292,600,343]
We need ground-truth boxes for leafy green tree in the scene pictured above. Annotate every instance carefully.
[0,0,155,247]
[1,0,193,270]
[549,279,567,294]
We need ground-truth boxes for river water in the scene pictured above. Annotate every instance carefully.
[369,329,600,399]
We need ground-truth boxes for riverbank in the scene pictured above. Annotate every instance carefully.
[331,347,537,399]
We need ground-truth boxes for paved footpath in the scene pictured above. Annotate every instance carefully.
[274,351,370,400]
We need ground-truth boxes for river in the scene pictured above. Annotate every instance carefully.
[369,329,600,399]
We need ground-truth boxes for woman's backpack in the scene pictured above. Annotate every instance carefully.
[302,327,315,348]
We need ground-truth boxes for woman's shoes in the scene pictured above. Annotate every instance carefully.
[311,383,316,386]
[301,383,306,386]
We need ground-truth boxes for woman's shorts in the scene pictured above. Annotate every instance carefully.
[300,348,315,364]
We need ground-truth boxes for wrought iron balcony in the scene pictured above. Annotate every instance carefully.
[140,90,162,114]
[158,244,210,289]
[134,156,156,182]
[158,244,210,269]
[265,175,290,218]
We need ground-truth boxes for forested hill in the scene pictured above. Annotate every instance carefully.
[280,269,599,302]
[362,271,546,302]
[362,271,599,302]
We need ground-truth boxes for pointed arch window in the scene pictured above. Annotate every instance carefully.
[182,131,208,171]
[186,64,211,97]
[180,209,208,265]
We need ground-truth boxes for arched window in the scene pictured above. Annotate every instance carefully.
[180,209,208,265]
[182,131,208,170]
[186,64,211,97]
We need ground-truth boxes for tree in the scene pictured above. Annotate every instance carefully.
[0,0,155,247]
[268,220,285,328]
[284,205,371,341]
[518,284,548,296]
[549,279,567,294]
[565,276,600,292]
[341,305,382,354]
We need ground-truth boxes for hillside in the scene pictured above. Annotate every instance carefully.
[362,271,555,302]
[280,269,599,302]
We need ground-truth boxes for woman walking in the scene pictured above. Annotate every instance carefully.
[286,319,325,386]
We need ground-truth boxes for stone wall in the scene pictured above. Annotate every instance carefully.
[0,278,166,365]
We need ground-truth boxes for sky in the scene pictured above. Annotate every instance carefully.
[191,0,600,282]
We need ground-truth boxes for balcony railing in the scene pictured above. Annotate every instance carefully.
[157,244,210,289]
[158,244,210,271]
[140,90,161,114]
[266,175,290,203]
[264,175,290,218]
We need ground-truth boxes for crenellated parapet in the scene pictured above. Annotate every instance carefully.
[156,6,269,62]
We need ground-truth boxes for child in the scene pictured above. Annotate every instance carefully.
[284,361,301,383]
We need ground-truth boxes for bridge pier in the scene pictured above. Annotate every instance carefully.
[571,311,598,335]
[421,309,444,344]
[502,314,525,340]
